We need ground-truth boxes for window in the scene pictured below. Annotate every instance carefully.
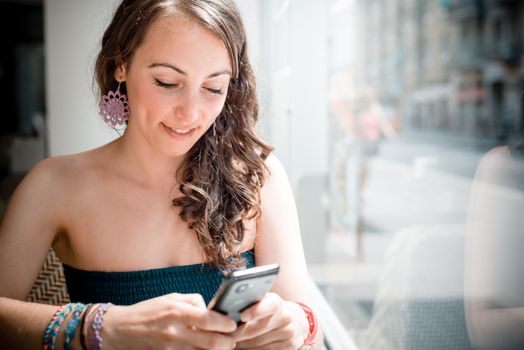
[248,0,524,348]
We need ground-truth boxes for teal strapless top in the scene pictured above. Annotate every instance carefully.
[63,250,255,305]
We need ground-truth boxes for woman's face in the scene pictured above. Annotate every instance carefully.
[117,15,232,158]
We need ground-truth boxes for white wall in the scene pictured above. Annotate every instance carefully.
[288,0,329,178]
[258,0,329,182]
[248,0,329,263]
[234,0,273,142]
[235,0,262,70]
[44,0,119,156]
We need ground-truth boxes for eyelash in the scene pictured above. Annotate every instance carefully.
[154,79,223,95]
[154,79,177,89]
[207,88,224,95]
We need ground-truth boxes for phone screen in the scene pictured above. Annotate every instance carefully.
[208,263,279,323]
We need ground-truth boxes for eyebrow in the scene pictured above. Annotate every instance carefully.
[148,62,231,79]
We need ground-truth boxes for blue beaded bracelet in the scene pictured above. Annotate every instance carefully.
[64,303,89,350]
[42,303,77,350]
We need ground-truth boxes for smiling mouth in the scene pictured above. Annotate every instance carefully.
[170,128,192,134]
[163,123,196,136]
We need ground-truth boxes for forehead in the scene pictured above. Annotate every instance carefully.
[133,14,232,73]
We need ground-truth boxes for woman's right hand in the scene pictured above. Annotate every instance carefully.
[101,293,237,350]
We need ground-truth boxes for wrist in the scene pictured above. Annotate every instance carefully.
[95,304,121,350]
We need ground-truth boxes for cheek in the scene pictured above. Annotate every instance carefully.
[128,85,168,117]
[203,105,225,130]
[210,103,226,120]
[206,97,228,120]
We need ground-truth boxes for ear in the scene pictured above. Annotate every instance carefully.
[114,63,127,82]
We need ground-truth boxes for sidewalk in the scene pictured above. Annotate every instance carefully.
[310,136,488,343]
[361,137,485,233]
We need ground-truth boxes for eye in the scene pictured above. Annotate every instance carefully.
[154,78,178,89]
[205,87,224,95]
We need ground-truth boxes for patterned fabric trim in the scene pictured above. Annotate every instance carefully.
[27,249,70,305]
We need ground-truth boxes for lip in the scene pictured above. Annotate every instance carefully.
[162,123,196,138]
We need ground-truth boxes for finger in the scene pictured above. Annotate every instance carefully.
[180,326,237,350]
[235,332,283,349]
[240,292,281,322]
[239,339,302,350]
[234,312,292,343]
[177,303,237,333]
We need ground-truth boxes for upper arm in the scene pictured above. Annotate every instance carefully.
[465,147,524,299]
[254,154,312,304]
[0,158,66,299]
[465,147,524,347]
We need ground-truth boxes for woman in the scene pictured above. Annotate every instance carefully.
[0,0,322,349]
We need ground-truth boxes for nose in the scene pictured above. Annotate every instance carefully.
[174,90,199,124]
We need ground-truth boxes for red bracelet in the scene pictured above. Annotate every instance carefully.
[296,302,318,346]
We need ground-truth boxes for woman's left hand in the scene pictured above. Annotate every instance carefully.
[232,292,309,349]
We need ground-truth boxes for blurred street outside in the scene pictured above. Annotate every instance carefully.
[310,134,490,338]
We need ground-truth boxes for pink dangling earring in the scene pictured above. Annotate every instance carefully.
[99,82,129,126]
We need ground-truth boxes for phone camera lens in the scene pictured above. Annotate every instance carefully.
[235,283,248,293]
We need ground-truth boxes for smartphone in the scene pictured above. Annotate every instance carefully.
[208,263,280,323]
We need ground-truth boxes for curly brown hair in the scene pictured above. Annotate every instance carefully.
[94,0,272,268]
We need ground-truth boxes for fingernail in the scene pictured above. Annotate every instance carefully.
[240,313,251,322]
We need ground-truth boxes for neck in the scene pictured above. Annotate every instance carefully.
[113,128,184,191]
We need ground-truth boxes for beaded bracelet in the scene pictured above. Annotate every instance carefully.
[42,303,77,350]
[64,303,89,350]
[91,303,114,350]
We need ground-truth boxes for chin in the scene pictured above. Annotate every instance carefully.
[163,149,190,159]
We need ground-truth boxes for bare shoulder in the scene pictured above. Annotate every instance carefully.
[29,155,76,179]
[20,153,89,196]
[0,153,94,299]
[8,147,107,225]
[258,153,296,220]
[0,146,117,298]
[263,153,290,186]
[264,153,284,172]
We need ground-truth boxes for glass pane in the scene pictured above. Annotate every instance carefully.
[319,1,524,349]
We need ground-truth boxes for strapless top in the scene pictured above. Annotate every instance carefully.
[62,250,255,305]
